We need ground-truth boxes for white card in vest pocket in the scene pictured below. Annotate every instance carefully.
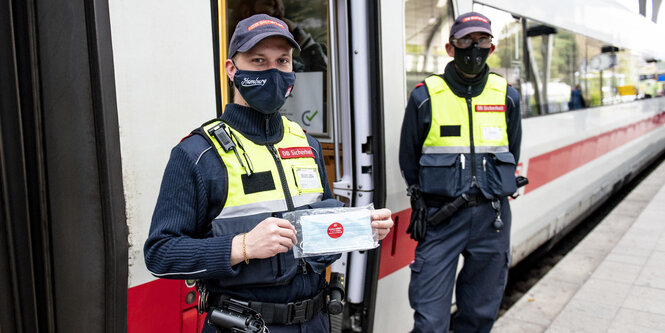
[482,126,503,141]
[295,166,321,190]
[298,208,377,257]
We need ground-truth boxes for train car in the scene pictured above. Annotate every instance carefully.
[374,1,665,332]
[1,0,664,332]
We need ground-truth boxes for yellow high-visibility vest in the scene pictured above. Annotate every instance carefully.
[422,73,509,154]
[202,117,323,218]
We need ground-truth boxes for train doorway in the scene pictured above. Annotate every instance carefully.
[0,0,128,331]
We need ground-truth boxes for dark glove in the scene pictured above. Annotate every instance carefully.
[406,185,428,242]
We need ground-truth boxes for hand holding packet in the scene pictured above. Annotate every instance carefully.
[283,205,379,258]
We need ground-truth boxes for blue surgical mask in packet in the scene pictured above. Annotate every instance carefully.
[299,209,377,256]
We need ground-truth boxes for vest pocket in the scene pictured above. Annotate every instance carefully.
[212,213,298,287]
[418,154,460,197]
[274,250,298,285]
[485,152,517,197]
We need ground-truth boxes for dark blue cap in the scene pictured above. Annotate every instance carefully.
[228,14,300,58]
[450,12,493,39]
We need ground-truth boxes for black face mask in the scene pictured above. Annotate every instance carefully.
[233,68,296,115]
[453,43,490,75]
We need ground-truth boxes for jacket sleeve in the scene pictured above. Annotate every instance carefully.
[399,85,431,187]
[506,86,522,163]
[144,144,240,280]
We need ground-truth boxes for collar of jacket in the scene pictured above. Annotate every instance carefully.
[442,61,490,98]
[220,104,284,145]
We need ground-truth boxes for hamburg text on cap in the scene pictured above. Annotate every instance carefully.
[228,14,300,58]
[449,11,493,39]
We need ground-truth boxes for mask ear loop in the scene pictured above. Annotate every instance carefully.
[228,59,239,87]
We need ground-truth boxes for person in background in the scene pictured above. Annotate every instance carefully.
[399,11,522,333]
[568,84,586,110]
[145,14,393,333]
[233,0,327,72]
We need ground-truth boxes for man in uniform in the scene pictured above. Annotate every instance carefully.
[145,14,393,333]
[399,11,522,333]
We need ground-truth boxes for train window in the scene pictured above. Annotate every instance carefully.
[404,0,454,97]
[472,6,528,114]
[474,4,665,118]
[638,59,665,98]
[224,0,331,139]
[589,45,665,104]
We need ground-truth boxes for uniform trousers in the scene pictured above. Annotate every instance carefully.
[409,196,511,333]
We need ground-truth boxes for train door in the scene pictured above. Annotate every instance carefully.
[327,1,386,332]
[114,0,219,331]
[1,0,128,331]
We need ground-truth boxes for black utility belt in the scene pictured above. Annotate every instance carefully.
[424,193,489,208]
[208,290,326,325]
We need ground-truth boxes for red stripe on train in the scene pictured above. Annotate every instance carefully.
[128,278,204,332]
[378,111,665,279]
[526,111,665,193]
[378,209,418,279]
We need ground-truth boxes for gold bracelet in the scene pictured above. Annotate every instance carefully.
[242,233,249,264]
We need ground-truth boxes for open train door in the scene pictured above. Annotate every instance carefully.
[325,1,388,332]
[0,0,128,331]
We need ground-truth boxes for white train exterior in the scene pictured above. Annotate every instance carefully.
[2,0,663,332]
[107,0,665,331]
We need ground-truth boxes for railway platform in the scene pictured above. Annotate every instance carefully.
[494,159,665,333]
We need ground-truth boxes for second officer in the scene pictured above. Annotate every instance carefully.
[399,11,522,333]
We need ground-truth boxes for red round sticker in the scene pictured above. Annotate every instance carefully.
[327,223,344,238]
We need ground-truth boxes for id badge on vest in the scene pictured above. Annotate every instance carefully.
[293,166,322,193]
[482,126,503,141]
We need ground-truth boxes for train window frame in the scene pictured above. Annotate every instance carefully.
[212,0,335,141]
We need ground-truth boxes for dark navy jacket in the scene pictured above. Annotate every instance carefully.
[144,104,340,303]
[399,61,522,189]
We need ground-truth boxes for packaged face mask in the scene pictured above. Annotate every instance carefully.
[284,205,379,258]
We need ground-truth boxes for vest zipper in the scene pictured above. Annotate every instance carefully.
[466,93,479,188]
[268,145,295,211]
[269,143,292,279]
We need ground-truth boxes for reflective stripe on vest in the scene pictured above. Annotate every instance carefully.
[202,117,323,219]
[422,74,509,154]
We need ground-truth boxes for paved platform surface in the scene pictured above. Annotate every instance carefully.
[494,159,665,333]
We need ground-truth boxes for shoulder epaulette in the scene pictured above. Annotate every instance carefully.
[179,133,193,143]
